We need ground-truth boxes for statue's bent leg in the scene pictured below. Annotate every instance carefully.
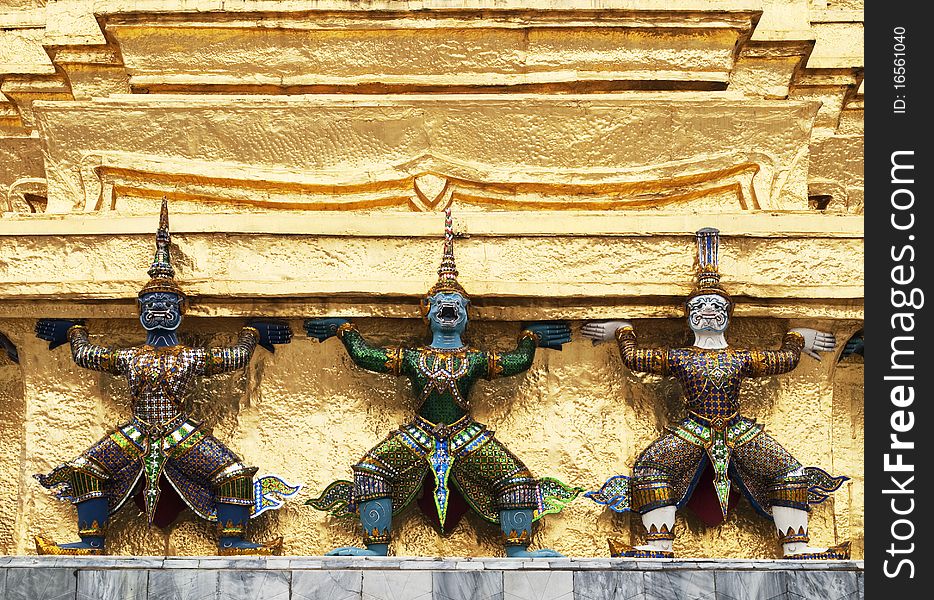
[731,433,849,559]
[168,434,281,554]
[326,433,424,556]
[52,473,109,553]
[453,436,559,557]
[35,431,141,555]
[620,433,705,558]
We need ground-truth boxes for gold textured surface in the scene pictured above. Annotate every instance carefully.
[0,0,862,559]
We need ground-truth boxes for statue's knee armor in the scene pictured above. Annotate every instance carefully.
[768,467,810,512]
[494,470,537,512]
[352,447,398,505]
[67,458,110,504]
[352,455,395,503]
[630,471,676,514]
[214,472,255,506]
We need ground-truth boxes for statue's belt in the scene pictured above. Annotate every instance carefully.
[667,412,763,450]
[666,413,764,519]
[401,415,492,452]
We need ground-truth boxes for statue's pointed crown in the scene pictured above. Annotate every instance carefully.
[425,207,468,299]
[688,227,732,306]
[139,198,186,301]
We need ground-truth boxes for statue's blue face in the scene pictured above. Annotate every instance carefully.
[686,293,730,333]
[139,292,183,332]
[427,291,469,335]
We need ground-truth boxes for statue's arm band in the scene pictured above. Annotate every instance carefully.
[747,331,805,376]
[203,327,259,375]
[339,326,401,375]
[615,326,669,375]
[67,325,123,374]
[487,334,537,379]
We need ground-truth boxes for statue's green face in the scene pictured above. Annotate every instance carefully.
[139,292,183,332]
[686,293,731,333]
[427,291,469,335]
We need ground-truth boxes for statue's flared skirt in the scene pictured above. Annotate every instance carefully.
[309,415,580,530]
[36,416,256,523]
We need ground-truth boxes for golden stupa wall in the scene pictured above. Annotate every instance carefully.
[0,1,863,559]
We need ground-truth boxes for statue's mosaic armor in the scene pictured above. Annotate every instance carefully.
[312,325,578,537]
[37,326,260,522]
[617,326,813,517]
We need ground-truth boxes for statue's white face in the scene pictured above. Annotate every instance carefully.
[686,293,731,333]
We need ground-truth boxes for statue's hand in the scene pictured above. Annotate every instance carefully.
[581,320,632,345]
[840,331,864,359]
[248,320,293,353]
[34,318,84,350]
[522,321,572,350]
[304,318,349,342]
[790,328,837,360]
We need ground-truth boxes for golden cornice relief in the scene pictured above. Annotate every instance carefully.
[83,153,764,213]
[32,94,818,213]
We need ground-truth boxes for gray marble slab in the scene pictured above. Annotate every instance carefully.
[148,568,219,600]
[218,570,290,600]
[574,571,645,600]
[362,570,433,600]
[434,571,504,600]
[787,571,860,600]
[504,570,574,600]
[643,570,715,600]
[714,571,788,600]
[292,570,363,600]
[77,569,148,600]
[4,567,77,600]
[856,572,863,599]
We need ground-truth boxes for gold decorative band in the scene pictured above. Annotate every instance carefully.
[364,527,391,546]
[503,528,532,547]
[78,519,106,537]
[778,526,809,546]
[215,474,254,504]
[645,523,674,542]
[219,519,246,537]
[336,322,358,339]
[631,478,674,512]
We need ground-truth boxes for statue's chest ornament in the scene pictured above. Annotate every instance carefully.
[417,350,469,408]
[129,348,194,396]
[687,353,741,393]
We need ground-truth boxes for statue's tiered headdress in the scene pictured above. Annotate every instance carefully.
[686,227,732,311]
[420,208,468,315]
[138,198,187,308]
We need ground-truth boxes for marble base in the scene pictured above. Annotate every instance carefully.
[0,556,864,600]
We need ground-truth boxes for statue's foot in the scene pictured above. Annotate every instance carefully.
[35,535,104,556]
[608,539,674,559]
[505,548,564,558]
[325,546,387,556]
[217,537,283,556]
[784,541,851,560]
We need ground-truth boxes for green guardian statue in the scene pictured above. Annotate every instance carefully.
[306,209,581,557]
